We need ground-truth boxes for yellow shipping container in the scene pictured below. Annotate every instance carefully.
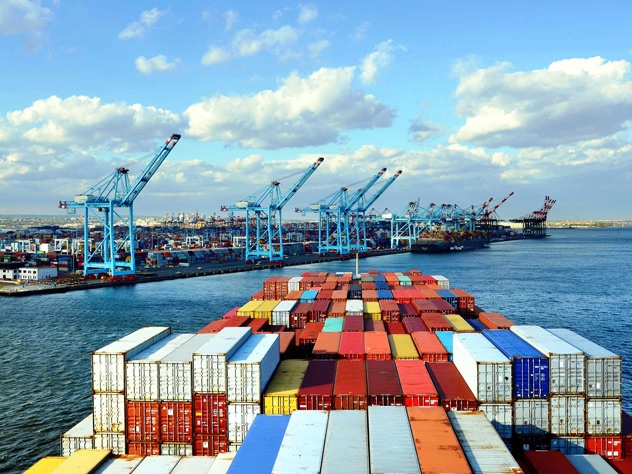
[363,301,382,320]
[388,334,420,360]
[24,457,66,474]
[254,300,281,322]
[50,450,111,474]
[444,314,475,332]
[263,359,309,415]
[236,300,263,317]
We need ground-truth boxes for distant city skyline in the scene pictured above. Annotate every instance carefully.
[1,1,631,220]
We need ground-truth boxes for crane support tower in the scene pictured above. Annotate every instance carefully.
[223,157,324,263]
[511,196,557,237]
[59,134,181,276]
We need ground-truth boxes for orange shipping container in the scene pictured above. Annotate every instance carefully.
[479,312,515,330]
[328,301,346,318]
[313,332,341,359]
[364,331,391,360]
[410,332,450,362]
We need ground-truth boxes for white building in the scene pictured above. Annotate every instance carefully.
[19,266,58,281]
[0,268,19,280]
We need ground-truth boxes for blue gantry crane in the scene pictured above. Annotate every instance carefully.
[59,134,181,276]
[222,157,324,263]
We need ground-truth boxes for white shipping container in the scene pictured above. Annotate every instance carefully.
[368,406,421,474]
[566,454,617,474]
[134,456,181,474]
[586,399,622,435]
[171,457,216,474]
[193,327,252,394]
[288,277,302,293]
[227,334,280,403]
[453,333,513,403]
[551,437,585,455]
[208,453,236,474]
[228,403,261,443]
[271,300,297,326]
[321,411,369,474]
[448,411,521,474]
[551,396,586,436]
[430,275,449,289]
[549,328,622,398]
[511,325,585,395]
[94,457,144,473]
[93,393,125,432]
[345,300,364,316]
[126,333,196,401]
[60,414,93,457]
[160,443,193,456]
[93,432,125,455]
[272,411,329,474]
[159,334,216,401]
[514,399,550,436]
[228,443,241,453]
[92,326,171,393]
[480,403,513,440]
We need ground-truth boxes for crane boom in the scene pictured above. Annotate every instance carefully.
[277,158,324,209]
[344,168,386,211]
[358,170,402,211]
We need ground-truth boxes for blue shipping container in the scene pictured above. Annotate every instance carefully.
[436,289,459,310]
[467,319,489,331]
[435,331,454,361]
[227,414,290,474]
[373,276,386,282]
[376,289,394,300]
[483,329,550,399]
[299,290,319,303]
[374,281,388,289]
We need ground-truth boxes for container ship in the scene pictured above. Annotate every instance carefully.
[410,231,489,253]
[26,269,630,474]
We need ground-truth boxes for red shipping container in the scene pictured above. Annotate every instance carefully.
[479,312,515,330]
[193,394,227,435]
[398,303,418,318]
[284,290,303,301]
[380,300,400,322]
[607,459,632,474]
[402,317,428,333]
[160,402,193,443]
[623,411,632,458]
[362,290,379,302]
[421,312,453,332]
[430,299,456,315]
[275,277,291,299]
[586,436,623,459]
[450,289,475,317]
[313,332,341,359]
[385,322,406,335]
[194,434,228,456]
[328,301,346,317]
[221,316,250,328]
[126,401,160,442]
[221,307,240,319]
[343,315,364,332]
[251,290,264,301]
[392,289,411,304]
[364,332,391,360]
[309,300,330,323]
[246,318,269,333]
[409,269,423,276]
[362,282,376,291]
[264,277,279,299]
[395,360,439,406]
[339,332,365,360]
[411,332,450,362]
[474,306,485,316]
[316,289,333,301]
[298,360,336,410]
[322,282,337,290]
[426,362,477,411]
[198,319,227,334]
[523,450,580,474]
[364,319,386,332]
[290,303,311,329]
[412,299,439,314]
[278,331,296,359]
[331,290,348,303]
[419,275,437,285]
[299,322,324,356]
[127,442,160,456]
[366,360,403,406]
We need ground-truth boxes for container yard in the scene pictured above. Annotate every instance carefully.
[25,268,632,473]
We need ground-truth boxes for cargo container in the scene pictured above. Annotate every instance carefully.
[264,360,309,415]
[586,436,623,459]
[331,290,347,303]
[322,317,343,332]
[93,393,125,432]
[376,289,394,300]
[444,314,475,332]
[550,328,622,398]
[199,320,230,334]
[271,301,296,326]
[343,314,364,332]
[511,325,586,395]
[348,284,362,299]
[514,399,550,436]
[334,360,367,410]
[410,332,450,362]
[159,401,192,442]
[421,312,453,332]
[298,322,324,355]
[92,326,171,393]
[93,432,125,455]
[366,360,403,406]
[395,360,439,407]
[427,362,477,411]
[363,301,382,320]
[483,329,550,399]
[300,290,318,303]
[134,455,182,472]
[551,396,586,435]
[25,457,70,474]
[380,300,400,322]
[368,406,421,474]
[289,303,311,329]
[364,320,385,332]
[385,321,406,334]
[246,318,269,333]
[277,332,295,359]
[569,455,619,474]
[398,303,417,319]
[93,456,145,473]
[237,301,263,317]
[407,406,471,474]
[466,319,488,331]
[171,457,217,474]
[587,399,622,435]
[388,334,419,360]
[194,434,228,456]
[436,289,459,310]
[431,299,458,315]
[364,331,391,360]
[392,289,410,304]
[126,333,196,401]
[61,414,93,457]
[284,290,302,301]
[272,411,328,474]
[309,300,330,323]
[192,328,252,394]
[448,411,521,474]
[321,411,369,474]
[479,403,513,439]
[451,288,475,317]
[297,360,336,410]
[227,415,290,474]
[413,299,439,314]
[551,436,586,455]
[313,332,341,359]
[288,276,302,292]
[362,289,378,302]
[402,316,428,333]
[220,316,251,330]
[479,312,515,330]
[254,301,280,322]
[339,332,365,360]
[227,334,280,403]
[523,450,581,474]
[228,402,260,443]
[453,333,512,403]
[328,301,346,318]
[194,393,227,436]
[430,275,449,289]
[126,401,160,442]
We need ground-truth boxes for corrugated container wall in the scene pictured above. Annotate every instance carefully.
[321,411,370,474]
[479,403,513,439]
[514,399,550,436]
[272,411,329,474]
[368,406,421,474]
[227,334,280,403]
[60,414,94,457]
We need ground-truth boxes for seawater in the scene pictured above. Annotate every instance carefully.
[1,228,631,473]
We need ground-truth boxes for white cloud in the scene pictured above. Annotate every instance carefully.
[0,0,53,50]
[308,39,330,58]
[350,21,370,42]
[135,55,177,74]
[118,7,165,40]
[451,56,632,148]
[224,9,237,31]
[360,40,404,84]
[409,116,441,142]
[232,25,299,60]
[184,66,394,149]
[201,45,231,65]
[298,4,317,25]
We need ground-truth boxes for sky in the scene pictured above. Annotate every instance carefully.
[1,0,631,220]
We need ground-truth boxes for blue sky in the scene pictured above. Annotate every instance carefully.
[1,0,631,219]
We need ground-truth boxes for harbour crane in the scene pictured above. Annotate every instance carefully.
[511,196,556,237]
[223,157,324,263]
[59,134,181,276]
[389,200,421,248]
